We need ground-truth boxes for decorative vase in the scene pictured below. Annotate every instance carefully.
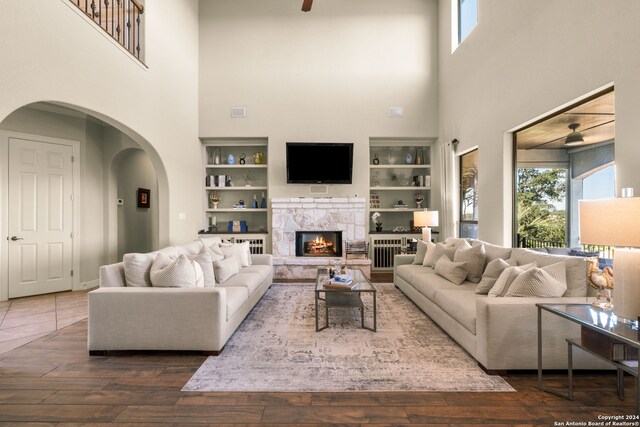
[405,153,413,164]
[253,152,263,164]
[209,192,220,209]
[213,148,221,165]
[227,154,235,164]
[260,191,267,208]
[375,225,383,232]
[415,148,424,165]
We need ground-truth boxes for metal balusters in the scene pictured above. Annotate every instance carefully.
[68,0,144,62]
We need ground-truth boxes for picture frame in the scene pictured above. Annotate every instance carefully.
[137,188,150,208]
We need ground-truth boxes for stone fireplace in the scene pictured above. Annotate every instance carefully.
[271,197,370,279]
[295,231,343,257]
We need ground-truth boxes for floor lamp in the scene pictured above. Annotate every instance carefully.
[579,197,640,322]
[414,210,439,243]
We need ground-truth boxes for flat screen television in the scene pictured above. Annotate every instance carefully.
[286,142,354,184]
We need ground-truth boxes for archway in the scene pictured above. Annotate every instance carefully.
[0,101,168,299]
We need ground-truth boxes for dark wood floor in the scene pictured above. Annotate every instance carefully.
[0,318,636,425]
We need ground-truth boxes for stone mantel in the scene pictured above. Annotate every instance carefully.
[271,197,366,257]
[271,197,369,279]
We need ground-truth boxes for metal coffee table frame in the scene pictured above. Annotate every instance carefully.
[315,267,377,332]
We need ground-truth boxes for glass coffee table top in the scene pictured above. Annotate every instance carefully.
[314,267,377,332]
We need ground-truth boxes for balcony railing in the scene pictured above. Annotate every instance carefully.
[517,236,613,259]
[70,0,145,61]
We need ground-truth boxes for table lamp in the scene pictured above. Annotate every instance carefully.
[579,196,640,321]
[414,209,439,243]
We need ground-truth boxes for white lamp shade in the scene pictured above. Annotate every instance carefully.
[414,210,439,228]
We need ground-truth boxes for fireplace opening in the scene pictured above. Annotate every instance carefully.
[295,231,343,257]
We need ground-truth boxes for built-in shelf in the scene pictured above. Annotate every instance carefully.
[205,208,268,213]
[370,164,431,169]
[370,186,432,191]
[206,164,268,169]
[205,186,268,191]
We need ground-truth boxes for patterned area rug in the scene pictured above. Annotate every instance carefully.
[183,283,515,392]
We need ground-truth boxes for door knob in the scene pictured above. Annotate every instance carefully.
[10,236,23,241]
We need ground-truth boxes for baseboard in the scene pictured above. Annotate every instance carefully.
[77,279,99,291]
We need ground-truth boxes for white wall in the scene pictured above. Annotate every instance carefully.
[199,0,439,201]
[0,0,201,252]
[438,0,640,245]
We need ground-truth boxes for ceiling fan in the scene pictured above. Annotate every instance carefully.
[302,0,313,12]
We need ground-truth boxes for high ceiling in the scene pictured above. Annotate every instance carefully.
[516,90,615,150]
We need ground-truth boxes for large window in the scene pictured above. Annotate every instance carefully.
[516,168,567,248]
[458,0,478,44]
[460,149,478,238]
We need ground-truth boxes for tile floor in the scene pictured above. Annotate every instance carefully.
[0,290,88,355]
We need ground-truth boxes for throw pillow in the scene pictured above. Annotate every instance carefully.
[219,241,252,268]
[188,251,216,287]
[475,258,511,295]
[487,262,537,297]
[122,252,157,287]
[434,256,468,285]
[454,243,486,283]
[200,236,223,248]
[214,256,240,283]
[505,262,567,297]
[413,240,432,265]
[424,242,457,268]
[203,241,225,262]
[150,253,204,288]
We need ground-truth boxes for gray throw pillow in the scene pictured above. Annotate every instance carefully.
[475,258,510,295]
[434,256,468,285]
[413,240,431,265]
[213,256,240,283]
[424,242,457,268]
[454,243,486,283]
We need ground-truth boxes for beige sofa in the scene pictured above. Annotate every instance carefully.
[88,240,273,354]
[394,239,609,371]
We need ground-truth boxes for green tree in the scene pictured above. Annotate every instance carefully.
[517,168,566,245]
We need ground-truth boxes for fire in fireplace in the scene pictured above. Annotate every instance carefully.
[295,231,343,257]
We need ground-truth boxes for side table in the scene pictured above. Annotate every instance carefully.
[537,303,639,414]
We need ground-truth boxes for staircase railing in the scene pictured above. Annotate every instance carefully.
[69,0,145,61]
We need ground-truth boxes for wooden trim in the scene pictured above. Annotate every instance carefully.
[131,0,144,13]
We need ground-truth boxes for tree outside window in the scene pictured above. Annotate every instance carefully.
[460,150,478,238]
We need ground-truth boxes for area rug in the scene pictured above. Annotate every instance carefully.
[183,283,515,392]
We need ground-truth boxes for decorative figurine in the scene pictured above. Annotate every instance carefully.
[260,191,267,208]
[209,192,220,209]
[239,153,246,165]
[587,258,614,310]
[372,153,380,165]
[252,194,258,208]
[227,153,235,164]
[405,153,413,164]
[415,192,424,209]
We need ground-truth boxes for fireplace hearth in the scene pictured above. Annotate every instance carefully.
[295,231,343,257]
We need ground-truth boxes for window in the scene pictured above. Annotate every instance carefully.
[460,149,478,238]
[458,0,478,44]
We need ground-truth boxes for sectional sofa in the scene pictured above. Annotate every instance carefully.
[394,238,609,371]
[88,239,273,354]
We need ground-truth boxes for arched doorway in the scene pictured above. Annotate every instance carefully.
[0,101,167,300]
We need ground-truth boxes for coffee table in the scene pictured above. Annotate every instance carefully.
[315,267,377,332]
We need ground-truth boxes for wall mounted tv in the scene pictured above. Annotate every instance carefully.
[286,142,354,184]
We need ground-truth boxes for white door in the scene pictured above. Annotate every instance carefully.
[7,137,74,298]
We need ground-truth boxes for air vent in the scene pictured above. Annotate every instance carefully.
[231,107,246,118]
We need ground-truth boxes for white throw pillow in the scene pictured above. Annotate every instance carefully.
[505,262,567,297]
[434,256,468,285]
[214,256,240,283]
[150,253,204,288]
[475,258,511,295]
[189,251,216,287]
[413,240,432,265]
[203,241,225,262]
[454,243,486,283]
[220,241,252,268]
[200,236,223,248]
[122,252,157,287]
[488,262,537,297]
